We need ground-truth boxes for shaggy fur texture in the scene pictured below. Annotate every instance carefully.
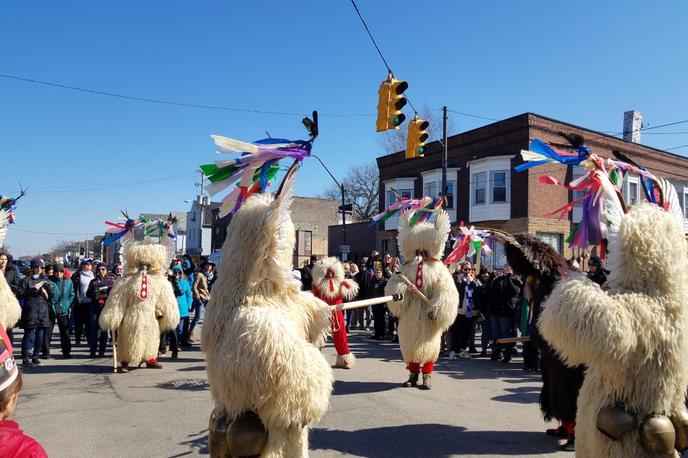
[539,204,688,457]
[499,233,584,423]
[0,274,20,329]
[202,180,333,458]
[99,243,180,364]
[385,210,458,365]
[312,257,359,302]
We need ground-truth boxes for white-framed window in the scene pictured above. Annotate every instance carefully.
[383,178,417,230]
[537,232,562,254]
[623,173,641,207]
[473,172,487,205]
[684,190,688,218]
[468,155,514,222]
[297,230,312,256]
[491,171,508,203]
[572,166,586,224]
[421,168,459,212]
[628,182,639,206]
[387,188,412,207]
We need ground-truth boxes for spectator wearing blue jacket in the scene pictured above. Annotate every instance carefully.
[169,265,192,357]
[48,264,75,359]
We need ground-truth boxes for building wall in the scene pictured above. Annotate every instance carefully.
[290,197,340,268]
[375,112,688,262]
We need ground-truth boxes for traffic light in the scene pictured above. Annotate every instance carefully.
[406,116,430,159]
[376,74,408,132]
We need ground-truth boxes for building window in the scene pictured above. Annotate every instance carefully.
[424,182,437,200]
[491,171,508,203]
[537,232,562,254]
[473,172,487,205]
[628,182,639,206]
[381,239,389,254]
[387,189,412,207]
[297,230,312,256]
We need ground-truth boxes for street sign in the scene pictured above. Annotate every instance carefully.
[338,204,353,212]
[340,245,350,254]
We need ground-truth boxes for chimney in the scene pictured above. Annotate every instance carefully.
[623,110,642,143]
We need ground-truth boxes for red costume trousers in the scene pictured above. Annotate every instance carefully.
[407,361,434,374]
[331,310,350,356]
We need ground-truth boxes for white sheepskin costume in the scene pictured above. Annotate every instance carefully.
[0,209,20,329]
[99,243,180,366]
[384,209,458,384]
[539,203,688,457]
[0,274,20,329]
[202,174,333,457]
[312,256,359,368]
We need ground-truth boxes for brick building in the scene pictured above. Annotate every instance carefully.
[376,112,688,265]
[210,196,341,268]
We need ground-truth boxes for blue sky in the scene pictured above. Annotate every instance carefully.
[1,0,687,254]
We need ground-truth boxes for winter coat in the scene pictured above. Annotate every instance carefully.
[3,268,20,296]
[0,420,47,458]
[18,276,52,329]
[489,275,521,317]
[368,275,387,298]
[192,272,211,302]
[171,277,192,318]
[86,274,115,308]
[48,277,75,316]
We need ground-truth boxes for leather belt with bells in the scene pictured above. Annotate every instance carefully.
[597,405,688,455]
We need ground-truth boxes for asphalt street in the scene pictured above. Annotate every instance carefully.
[13,329,571,457]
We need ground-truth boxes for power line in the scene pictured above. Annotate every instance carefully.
[3,171,195,194]
[347,0,418,115]
[0,73,372,118]
[666,144,688,151]
[12,228,101,236]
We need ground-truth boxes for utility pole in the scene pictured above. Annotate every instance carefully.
[313,155,347,252]
[441,106,448,201]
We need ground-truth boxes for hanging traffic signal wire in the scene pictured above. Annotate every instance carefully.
[348,0,418,116]
[0,73,371,118]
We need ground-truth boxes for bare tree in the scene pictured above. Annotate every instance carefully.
[378,104,454,155]
[321,162,379,222]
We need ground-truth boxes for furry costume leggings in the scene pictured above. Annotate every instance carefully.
[331,310,350,356]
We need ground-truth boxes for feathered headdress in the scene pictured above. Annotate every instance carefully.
[444,224,492,271]
[0,187,26,248]
[370,195,445,227]
[515,133,590,172]
[103,211,144,247]
[200,112,318,217]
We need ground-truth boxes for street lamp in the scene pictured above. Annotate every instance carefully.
[312,154,348,247]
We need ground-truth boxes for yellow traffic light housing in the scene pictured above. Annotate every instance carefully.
[406,116,430,159]
[376,74,408,132]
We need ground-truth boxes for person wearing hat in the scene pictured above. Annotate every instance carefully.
[71,258,94,347]
[17,259,53,366]
[0,324,47,457]
[48,263,74,359]
[86,262,115,358]
[189,260,214,343]
[167,265,192,355]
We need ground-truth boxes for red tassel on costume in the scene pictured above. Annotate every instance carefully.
[329,278,334,292]
[415,261,423,289]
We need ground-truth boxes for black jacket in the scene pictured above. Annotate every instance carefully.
[18,276,53,328]
[3,268,20,296]
[489,275,521,317]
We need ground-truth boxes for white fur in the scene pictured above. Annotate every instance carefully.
[312,257,359,302]
[202,180,333,457]
[0,274,20,329]
[99,243,180,364]
[539,204,688,457]
[385,209,458,365]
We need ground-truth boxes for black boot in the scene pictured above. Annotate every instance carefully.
[561,435,575,452]
[402,371,419,387]
[418,373,432,390]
